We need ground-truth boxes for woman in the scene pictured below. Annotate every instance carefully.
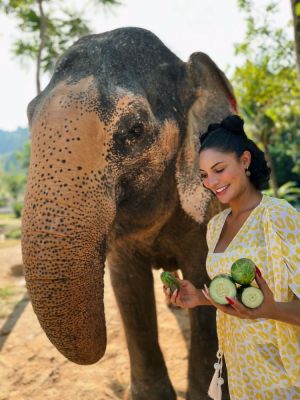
[165,115,300,399]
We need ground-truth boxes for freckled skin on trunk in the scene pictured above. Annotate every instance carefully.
[22,78,117,364]
[23,27,235,399]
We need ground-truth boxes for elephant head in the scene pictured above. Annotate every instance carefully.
[22,27,236,365]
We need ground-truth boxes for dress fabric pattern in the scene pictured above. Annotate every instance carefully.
[206,195,300,400]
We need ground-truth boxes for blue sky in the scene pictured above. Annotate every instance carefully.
[0,0,292,131]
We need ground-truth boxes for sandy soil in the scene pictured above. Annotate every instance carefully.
[0,243,190,400]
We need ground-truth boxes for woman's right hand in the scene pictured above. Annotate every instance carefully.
[163,279,201,309]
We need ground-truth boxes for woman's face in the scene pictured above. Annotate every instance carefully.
[199,148,251,204]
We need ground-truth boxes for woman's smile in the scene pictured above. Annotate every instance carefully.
[215,184,230,196]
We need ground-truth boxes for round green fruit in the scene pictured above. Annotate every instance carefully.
[231,258,255,285]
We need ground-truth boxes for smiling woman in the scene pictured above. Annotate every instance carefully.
[164,115,300,400]
[198,115,270,203]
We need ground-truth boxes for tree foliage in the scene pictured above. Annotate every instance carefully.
[0,139,29,203]
[0,0,121,94]
[290,0,300,77]
[233,0,300,197]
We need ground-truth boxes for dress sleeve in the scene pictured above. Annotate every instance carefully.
[269,200,300,299]
[206,214,220,252]
[206,219,213,250]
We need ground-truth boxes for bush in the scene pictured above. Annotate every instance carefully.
[0,198,8,207]
[12,201,23,218]
[263,181,300,205]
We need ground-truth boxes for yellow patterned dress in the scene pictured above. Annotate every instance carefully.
[206,195,300,400]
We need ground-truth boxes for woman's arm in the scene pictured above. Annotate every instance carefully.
[202,270,300,327]
[164,280,212,308]
[268,297,300,326]
[254,272,300,326]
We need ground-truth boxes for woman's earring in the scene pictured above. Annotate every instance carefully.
[245,168,251,177]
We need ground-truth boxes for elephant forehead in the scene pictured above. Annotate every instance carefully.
[112,93,154,120]
[30,77,111,172]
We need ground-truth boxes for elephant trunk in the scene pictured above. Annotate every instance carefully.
[22,138,116,364]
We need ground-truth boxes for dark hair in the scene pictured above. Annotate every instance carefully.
[199,115,271,190]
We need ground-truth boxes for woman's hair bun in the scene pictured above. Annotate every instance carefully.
[220,114,245,136]
[200,122,221,144]
[207,122,221,133]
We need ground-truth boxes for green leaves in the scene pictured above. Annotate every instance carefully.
[263,181,300,203]
[1,0,121,93]
[233,0,300,195]
[295,1,300,17]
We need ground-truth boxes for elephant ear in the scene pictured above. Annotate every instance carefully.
[176,52,237,224]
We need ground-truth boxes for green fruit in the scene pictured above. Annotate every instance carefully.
[238,285,264,309]
[160,271,180,293]
[231,258,255,285]
[209,274,237,305]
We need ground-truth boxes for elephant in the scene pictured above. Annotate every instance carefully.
[22,27,237,400]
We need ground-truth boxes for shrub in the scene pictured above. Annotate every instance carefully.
[12,201,23,218]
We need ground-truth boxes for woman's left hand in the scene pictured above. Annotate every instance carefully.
[202,267,278,320]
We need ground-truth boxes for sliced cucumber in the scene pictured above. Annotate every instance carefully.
[231,258,255,285]
[239,286,264,308]
[209,274,237,305]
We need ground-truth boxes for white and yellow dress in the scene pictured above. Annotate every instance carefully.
[206,195,300,400]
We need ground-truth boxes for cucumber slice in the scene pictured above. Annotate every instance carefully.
[160,271,180,293]
[239,286,264,308]
[209,274,237,305]
[231,258,255,285]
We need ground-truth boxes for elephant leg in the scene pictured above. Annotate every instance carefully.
[108,255,176,400]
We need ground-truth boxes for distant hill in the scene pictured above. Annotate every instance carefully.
[0,127,29,171]
[0,127,29,154]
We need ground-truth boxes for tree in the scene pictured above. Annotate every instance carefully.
[0,0,120,94]
[16,140,31,171]
[3,173,26,200]
[0,140,30,210]
[291,0,300,77]
[239,0,300,78]
[233,0,300,196]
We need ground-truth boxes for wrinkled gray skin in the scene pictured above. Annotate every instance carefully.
[22,27,236,399]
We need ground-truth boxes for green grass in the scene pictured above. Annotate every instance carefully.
[0,286,25,319]
[0,213,21,240]
[0,215,21,227]
[5,227,21,239]
[0,287,15,298]
[0,213,15,220]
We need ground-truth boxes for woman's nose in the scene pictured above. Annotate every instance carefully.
[206,175,219,189]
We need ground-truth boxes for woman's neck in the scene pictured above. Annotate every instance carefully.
[228,187,263,219]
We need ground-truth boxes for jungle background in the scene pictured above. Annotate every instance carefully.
[0,0,299,399]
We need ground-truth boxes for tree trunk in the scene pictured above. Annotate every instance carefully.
[291,0,300,79]
[36,0,46,94]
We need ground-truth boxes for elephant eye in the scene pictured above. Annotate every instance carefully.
[127,123,144,139]
[113,119,148,156]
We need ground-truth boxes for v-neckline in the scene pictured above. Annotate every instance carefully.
[212,195,265,254]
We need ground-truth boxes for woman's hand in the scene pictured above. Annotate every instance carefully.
[163,279,203,309]
[202,267,277,319]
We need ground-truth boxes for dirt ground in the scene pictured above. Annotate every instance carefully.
[0,242,190,400]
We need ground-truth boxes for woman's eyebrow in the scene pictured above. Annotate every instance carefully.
[199,161,225,172]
